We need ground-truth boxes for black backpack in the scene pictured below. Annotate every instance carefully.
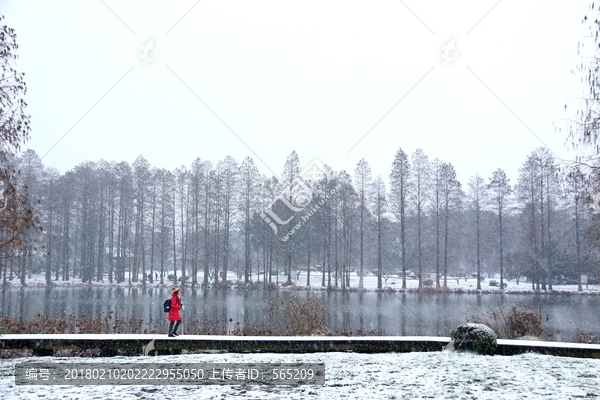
[163,299,171,313]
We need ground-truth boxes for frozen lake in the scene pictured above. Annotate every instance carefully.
[1,287,599,341]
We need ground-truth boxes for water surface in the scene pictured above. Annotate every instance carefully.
[1,287,597,341]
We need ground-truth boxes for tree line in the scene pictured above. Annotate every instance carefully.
[2,146,597,292]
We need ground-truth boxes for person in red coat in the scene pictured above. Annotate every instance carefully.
[168,287,184,337]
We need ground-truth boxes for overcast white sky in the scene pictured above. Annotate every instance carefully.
[2,0,592,185]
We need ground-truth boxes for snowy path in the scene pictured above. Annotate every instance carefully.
[2,351,600,399]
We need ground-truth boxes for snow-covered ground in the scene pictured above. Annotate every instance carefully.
[6,270,600,294]
[292,272,598,294]
[1,351,600,399]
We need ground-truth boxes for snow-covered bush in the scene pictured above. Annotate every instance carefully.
[450,323,497,355]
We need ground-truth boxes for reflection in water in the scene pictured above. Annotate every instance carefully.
[342,291,350,333]
[400,293,406,336]
[376,292,382,334]
[18,288,25,325]
[358,291,364,332]
[1,287,599,341]
[243,290,249,329]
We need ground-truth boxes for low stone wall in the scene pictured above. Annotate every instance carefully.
[495,338,600,358]
[2,334,600,358]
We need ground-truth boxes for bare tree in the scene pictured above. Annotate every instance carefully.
[133,156,151,283]
[467,173,486,290]
[431,158,444,288]
[259,175,279,283]
[441,162,461,288]
[42,166,60,285]
[189,158,205,285]
[390,148,410,289]
[240,157,259,283]
[218,156,238,282]
[371,176,387,289]
[148,167,159,283]
[201,161,214,286]
[337,171,356,289]
[567,165,587,291]
[516,152,543,290]
[281,151,301,285]
[488,168,512,289]
[354,158,371,289]
[409,149,430,287]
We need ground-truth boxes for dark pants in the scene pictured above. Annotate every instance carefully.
[168,320,181,336]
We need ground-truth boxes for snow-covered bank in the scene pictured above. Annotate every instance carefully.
[5,271,600,295]
[1,351,599,399]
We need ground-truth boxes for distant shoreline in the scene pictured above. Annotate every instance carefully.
[2,274,600,295]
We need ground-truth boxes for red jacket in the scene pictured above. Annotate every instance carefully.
[168,294,182,321]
